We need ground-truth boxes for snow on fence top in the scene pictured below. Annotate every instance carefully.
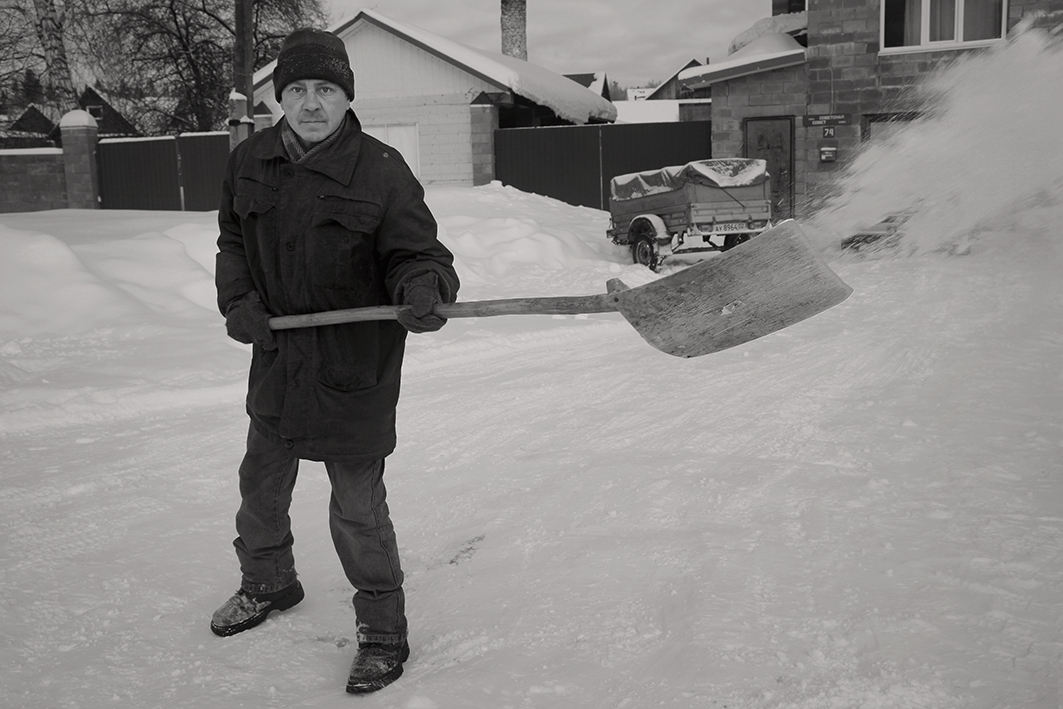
[610,159,769,202]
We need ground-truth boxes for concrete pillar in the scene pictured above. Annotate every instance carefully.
[59,109,99,209]
[470,104,499,186]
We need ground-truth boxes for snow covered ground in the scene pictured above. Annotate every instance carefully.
[2,28,1062,709]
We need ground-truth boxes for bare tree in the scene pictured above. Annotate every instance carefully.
[0,0,78,114]
[67,0,327,133]
[501,0,526,60]
[28,0,78,108]
[0,5,36,91]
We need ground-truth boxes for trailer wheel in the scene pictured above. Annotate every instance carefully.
[630,216,664,271]
[722,233,751,251]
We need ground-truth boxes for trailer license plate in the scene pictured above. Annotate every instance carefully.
[716,221,746,233]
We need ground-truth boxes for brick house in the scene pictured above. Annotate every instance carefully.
[252,9,615,186]
[642,60,713,122]
[679,0,1062,219]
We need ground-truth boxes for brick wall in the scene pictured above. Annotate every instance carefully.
[801,0,1060,208]
[0,111,100,214]
[713,0,1062,216]
[711,64,810,211]
[1008,0,1063,23]
[0,149,67,213]
[62,125,99,209]
[470,104,498,186]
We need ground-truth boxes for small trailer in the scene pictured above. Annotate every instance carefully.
[607,158,773,271]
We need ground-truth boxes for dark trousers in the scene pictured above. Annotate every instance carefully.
[232,424,406,643]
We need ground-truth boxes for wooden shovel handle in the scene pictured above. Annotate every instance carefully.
[269,292,620,330]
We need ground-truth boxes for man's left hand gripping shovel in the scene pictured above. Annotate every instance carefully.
[269,220,853,358]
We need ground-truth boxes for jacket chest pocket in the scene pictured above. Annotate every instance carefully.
[308,198,382,292]
[234,179,277,220]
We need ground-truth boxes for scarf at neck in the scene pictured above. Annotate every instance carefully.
[280,114,346,164]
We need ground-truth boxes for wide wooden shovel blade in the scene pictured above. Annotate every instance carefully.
[611,219,853,357]
[269,220,852,358]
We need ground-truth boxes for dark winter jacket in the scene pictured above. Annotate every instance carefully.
[216,110,459,461]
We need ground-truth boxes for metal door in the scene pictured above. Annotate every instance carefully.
[744,117,794,220]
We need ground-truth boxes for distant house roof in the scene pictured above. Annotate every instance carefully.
[564,72,610,102]
[78,87,140,137]
[679,33,806,90]
[8,105,55,135]
[647,59,704,100]
[255,9,616,125]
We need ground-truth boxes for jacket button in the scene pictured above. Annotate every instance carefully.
[283,439,294,450]
[286,242,295,251]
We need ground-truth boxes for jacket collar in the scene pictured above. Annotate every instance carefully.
[250,109,363,186]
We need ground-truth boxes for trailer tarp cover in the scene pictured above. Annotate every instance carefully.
[610,158,769,202]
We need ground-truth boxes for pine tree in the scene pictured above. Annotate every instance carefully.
[22,68,44,104]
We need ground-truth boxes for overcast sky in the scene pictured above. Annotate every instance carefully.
[323,0,774,88]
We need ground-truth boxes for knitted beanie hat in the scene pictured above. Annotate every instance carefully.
[273,28,355,101]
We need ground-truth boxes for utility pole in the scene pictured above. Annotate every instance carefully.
[230,0,255,148]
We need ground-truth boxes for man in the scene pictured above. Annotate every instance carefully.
[212,28,459,695]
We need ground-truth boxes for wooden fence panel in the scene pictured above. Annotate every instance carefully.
[178,132,230,211]
[98,137,182,210]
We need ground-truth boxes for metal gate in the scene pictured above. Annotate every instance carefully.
[97,137,182,210]
[97,132,229,211]
[495,121,712,211]
[178,133,230,211]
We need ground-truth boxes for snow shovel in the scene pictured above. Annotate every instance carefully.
[269,220,853,358]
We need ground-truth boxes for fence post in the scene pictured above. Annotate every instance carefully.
[229,91,254,150]
[59,109,99,209]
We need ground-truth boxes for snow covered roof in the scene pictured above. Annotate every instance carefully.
[679,33,806,90]
[254,9,616,125]
[728,11,808,55]
[647,59,704,100]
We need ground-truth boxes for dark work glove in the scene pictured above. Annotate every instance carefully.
[397,271,446,334]
[224,291,277,350]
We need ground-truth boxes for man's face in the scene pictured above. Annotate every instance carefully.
[280,79,349,143]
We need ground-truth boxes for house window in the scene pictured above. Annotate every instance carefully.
[882,0,1005,50]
